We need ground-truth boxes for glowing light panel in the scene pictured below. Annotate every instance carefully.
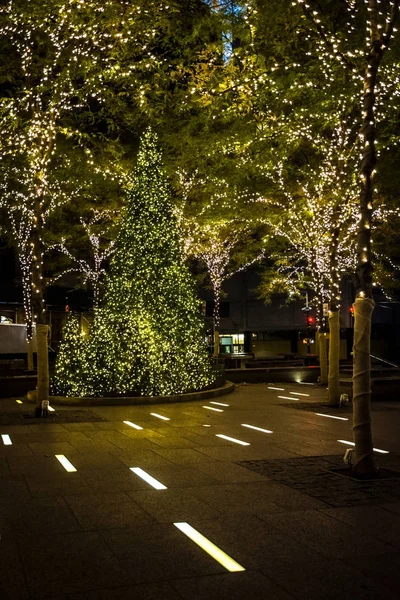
[203,406,223,412]
[278,396,299,401]
[48,406,56,412]
[1,434,12,445]
[16,400,23,404]
[210,401,229,407]
[123,420,143,430]
[337,440,389,454]
[174,522,245,572]
[316,413,348,421]
[241,424,273,434]
[150,413,170,421]
[130,467,167,490]
[289,392,310,397]
[55,454,77,472]
[268,387,285,391]
[216,434,250,446]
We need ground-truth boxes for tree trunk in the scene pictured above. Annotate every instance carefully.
[35,324,49,412]
[213,330,220,357]
[31,206,49,417]
[352,297,375,473]
[316,295,328,385]
[318,332,328,385]
[27,337,34,371]
[328,310,340,405]
[213,282,221,357]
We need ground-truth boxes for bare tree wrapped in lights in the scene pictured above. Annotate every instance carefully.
[187,221,264,356]
[54,130,215,397]
[175,174,265,356]
[257,137,360,403]
[48,210,118,309]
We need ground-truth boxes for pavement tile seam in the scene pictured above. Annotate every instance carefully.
[11,536,32,598]
[317,505,400,550]
[169,570,298,600]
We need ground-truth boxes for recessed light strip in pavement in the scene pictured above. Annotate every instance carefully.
[130,467,167,490]
[123,420,143,430]
[216,434,250,446]
[316,413,348,421]
[203,406,223,412]
[241,424,273,434]
[55,455,77,472]
[48,406,55,412]
[289,392,310,397]
[277,396,299,401]
[16,399,23,404]
[337,440,389,454]
[174,522,245,572]
[298,382,314,385]
[210,401,229,407]
[268,387,285,391]
[150,413,170,421]
[1,434,12,445]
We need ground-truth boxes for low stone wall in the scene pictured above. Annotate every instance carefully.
[225,366,320,385]
[26,380,235,406]
[0,375,37,398]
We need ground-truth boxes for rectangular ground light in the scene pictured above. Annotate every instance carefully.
[174,522,245,572]
[123,420,143,430]
[241,424,273,434]
[55,454,77,472]
[216,434,250,446]
[130,467,167,490]
[1,434,12,445]
[337,440,389,454]
[316,413,348,421]
[150,413,170,421]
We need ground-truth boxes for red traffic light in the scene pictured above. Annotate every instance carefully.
[349,306,354,316]
[307,316,315,325]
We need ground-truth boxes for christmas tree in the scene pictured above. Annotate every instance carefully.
[53,314,90,397]
[54,129,215,396]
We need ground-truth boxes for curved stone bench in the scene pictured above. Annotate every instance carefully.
[26,381,235,406]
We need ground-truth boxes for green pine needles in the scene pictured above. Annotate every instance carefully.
[53,314,90,397]
[53,129,215,397]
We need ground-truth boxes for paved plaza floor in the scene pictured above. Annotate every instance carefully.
[0,382,400,599]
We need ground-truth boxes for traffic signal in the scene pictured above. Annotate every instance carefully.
[349,306,354,317]
[307,316,315,326]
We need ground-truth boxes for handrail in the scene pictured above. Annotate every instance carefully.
[370,354,399,369]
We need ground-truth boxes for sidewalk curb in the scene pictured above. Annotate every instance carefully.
[26,381,236,406]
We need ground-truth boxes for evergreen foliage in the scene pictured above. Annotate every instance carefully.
[53,314,89,397]
[54,129,215,397]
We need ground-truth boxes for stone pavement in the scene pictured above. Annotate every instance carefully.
[0,382,400,599]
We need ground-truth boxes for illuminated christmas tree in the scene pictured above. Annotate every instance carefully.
[55,129,215,397]
[53,314,89,397]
